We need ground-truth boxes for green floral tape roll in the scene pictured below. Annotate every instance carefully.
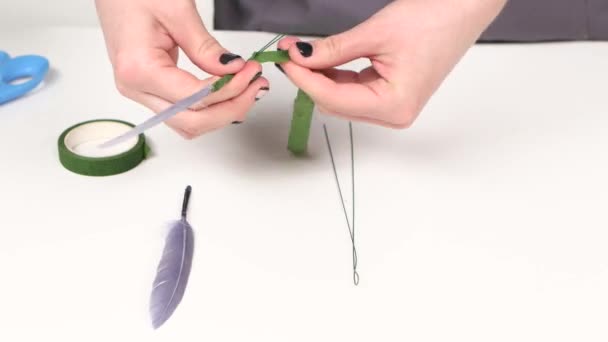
[58,119,150,176]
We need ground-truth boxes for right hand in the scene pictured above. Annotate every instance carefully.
[276,0,506,129]
[95,0,269,139]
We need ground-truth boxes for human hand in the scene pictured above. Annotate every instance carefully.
[95,0,269,138]
[277,0,506,128]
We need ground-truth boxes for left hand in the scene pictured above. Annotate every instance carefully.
[95,0,268,139]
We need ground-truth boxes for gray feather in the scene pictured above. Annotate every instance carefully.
[150,218,194,329]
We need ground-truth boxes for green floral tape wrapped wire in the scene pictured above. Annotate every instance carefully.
[211,49,314,155]
[287,90,314,155]
[211,51,290,91]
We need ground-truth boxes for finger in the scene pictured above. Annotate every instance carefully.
[278,24,378,69]
[193,60,263,109]
[309,66,380,85]
[276,36,300,50]
[112,47,217,105]
[131,59,260,111]
[320,68,360,84]
[170,77,270,136]
[203,76,270,127]
[317,105,408,129]
[129,77,269,138]
[280,61,386,118]
[159,2,245,75]
[137,66,218,105]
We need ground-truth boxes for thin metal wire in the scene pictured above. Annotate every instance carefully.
[323,122,359,285]
[257,34,286,53]
[349,122,358,285]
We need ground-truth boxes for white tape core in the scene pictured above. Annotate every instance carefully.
[65,121,138,158]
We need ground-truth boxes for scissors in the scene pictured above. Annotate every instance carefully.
[0,50,49,105]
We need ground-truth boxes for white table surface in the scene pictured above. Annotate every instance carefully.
[1,26,608,341]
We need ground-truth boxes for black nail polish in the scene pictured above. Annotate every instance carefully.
[256,86,270,101]
[295,42,313,57]
[274,63,285,74]
[220,53,241,65]
[249,71,262,84]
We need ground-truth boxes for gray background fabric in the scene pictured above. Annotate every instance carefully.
[214,0,608,41]
[214,0,392,36]
[481,0,592,41]
[588,0,608,39]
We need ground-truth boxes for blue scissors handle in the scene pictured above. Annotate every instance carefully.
[0,51,49,105]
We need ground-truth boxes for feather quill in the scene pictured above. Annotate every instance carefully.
[149,186,195,329]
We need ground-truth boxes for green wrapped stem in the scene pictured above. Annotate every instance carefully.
[211,74,234,92]
[287,90,314,155]
[211,50,289,92]
[251,50,290,63]
[209,48,313,155]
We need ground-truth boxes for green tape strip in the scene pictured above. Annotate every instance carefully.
[211,50,290,92]
[251,50,290,63]
[58,119,149,176]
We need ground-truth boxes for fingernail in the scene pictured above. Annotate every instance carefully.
[274,63,285,74]
[256,86,269,101]
[295,42,313,57]
[249,71,263,85]
[219,53,241,65]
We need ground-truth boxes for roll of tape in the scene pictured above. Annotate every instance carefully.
[58,119,150,176]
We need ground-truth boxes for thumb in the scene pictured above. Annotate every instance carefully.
[280,25,372,69]
[163,4,245,75]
